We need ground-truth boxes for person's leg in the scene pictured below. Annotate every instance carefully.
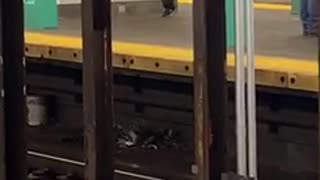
[161,0,175,9]
[308,0,320,34]
[300,0,309,34]
[161,0,176,17]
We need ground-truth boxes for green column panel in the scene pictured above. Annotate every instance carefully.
[24,0,58,30]
[226,0,235,48]
[291,0,301,15]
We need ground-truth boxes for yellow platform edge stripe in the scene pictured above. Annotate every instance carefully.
[178,0,291,11]
[253,3,291,11]
[25,32,317,76]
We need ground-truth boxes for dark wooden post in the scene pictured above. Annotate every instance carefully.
[0,2,6,176]
[193,0,227,179]
[81,0,114,179]
[0,1,4,178]
[318,0,320,178]
[0,0,26,180]
[318,2,320,179]
[318,37,320,180]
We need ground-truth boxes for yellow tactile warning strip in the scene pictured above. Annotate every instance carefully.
[253,3,291,11]
[24,32,318,92]
[178,0,291,11]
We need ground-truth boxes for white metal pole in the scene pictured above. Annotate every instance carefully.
[245,0,257,178]
[235,0,247,176]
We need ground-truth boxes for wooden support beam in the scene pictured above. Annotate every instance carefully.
[81,0,114,179]
[0,1,5,178]
[193,0,227,179]
[318,0,320,179]
[318,2,320,179]
[0,0,26,180]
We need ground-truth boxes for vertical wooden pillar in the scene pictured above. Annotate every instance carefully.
[0,1,5,178]
[318,6,320,180]
[81,0,114,179]
[318,36,320,180]
[318,0,320,178]
[1,0,26,180]
[193,0,227,179]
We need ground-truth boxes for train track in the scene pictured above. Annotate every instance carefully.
[28,150,165,180]
[26,58,319,180]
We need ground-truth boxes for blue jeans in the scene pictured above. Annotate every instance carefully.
[301,0,320,33]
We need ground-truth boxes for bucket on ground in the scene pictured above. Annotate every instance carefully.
[27,96,48,126]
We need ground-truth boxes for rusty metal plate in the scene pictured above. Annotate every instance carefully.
[226,66,287,88]
[288,73,318,92]
[25,44,48,58]
[24,45,294,91]
[255,69,288,88]
[127,56,193,77]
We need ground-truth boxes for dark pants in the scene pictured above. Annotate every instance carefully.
[301,0,320,33]
[161,0,175,10]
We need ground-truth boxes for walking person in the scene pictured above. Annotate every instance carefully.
[161,0,176,17]
[300,0,320,36]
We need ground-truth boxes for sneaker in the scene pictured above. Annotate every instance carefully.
[162,7,176,17]
[303,24,319,37]
[303,30,318,37]
[308,31,319,37]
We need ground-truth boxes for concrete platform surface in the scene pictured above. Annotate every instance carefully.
[24,5,319,92]
[34,5,317,61]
